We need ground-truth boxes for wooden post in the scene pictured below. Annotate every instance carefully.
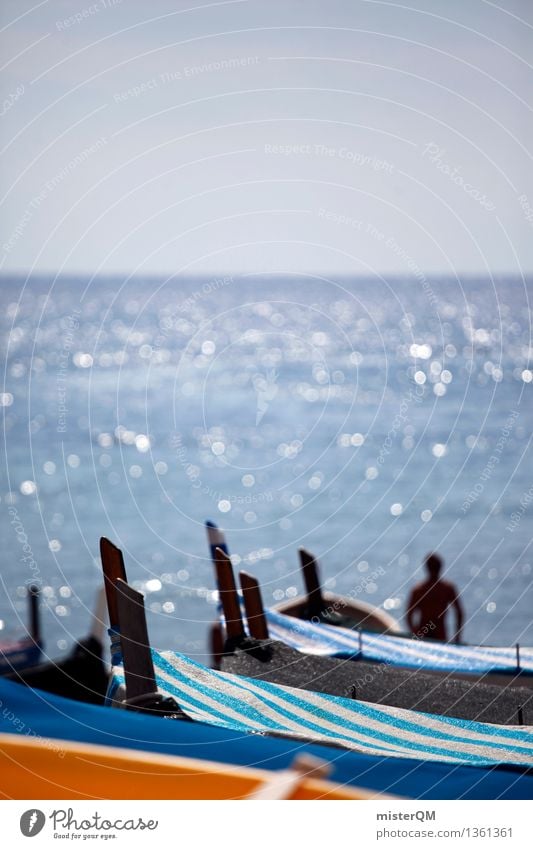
[214,547,245,641]
[115,579,157,701]
[28,585,41,646]
[239,572,269,641]
[206,521,229,562]
[516,643,521,673]
[99,537,127,627]
[358,627,363,657]
[299,548,325,619]
[518,705,524,726]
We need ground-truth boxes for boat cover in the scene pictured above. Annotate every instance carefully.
[109,650,533,770]
[264,607,533,675]
[0,675,531,800]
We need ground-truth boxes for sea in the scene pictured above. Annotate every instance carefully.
[1,274,532,663]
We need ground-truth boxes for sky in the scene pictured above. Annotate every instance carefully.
[1,0,532,277]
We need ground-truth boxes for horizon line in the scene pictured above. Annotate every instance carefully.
[1,270,532,281]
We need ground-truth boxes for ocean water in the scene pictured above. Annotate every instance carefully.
[1,274,532,663]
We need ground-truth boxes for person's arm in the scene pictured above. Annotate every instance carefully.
[451,589,464,643]
[406,589,420,635]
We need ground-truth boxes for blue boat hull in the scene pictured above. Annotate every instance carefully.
[0,676,531,800]
[0,641,41,674]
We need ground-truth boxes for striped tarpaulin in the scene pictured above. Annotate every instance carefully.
[110,650,533,769]
[2,674,532,799]
[263,607,533,675]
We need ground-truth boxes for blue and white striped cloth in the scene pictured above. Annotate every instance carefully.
[110,650,533,769]
[263,607,533,676]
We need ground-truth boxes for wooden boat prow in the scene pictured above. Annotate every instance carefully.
[274,591,402,634]
[205,524,402,636]
[275,547,402,634]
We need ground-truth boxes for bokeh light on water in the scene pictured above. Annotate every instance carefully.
[1,274,531,659]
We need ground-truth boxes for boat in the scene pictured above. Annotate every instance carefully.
[4,588,109,705]
[105,558,533,771]
[0,733,382,800]
[215,559,532,725]
[276,545,401,632]
[221,637,533,725]
[206,521,401,633]
[263,597,533,686]
[0,543,530,800]
[206,524,533,688]
[4,674,527,800]
[0,585,42,674]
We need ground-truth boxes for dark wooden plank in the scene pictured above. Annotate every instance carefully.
[214,547,245,640]
[206,521,229,561]
[239,571,269,640]
[99,537,127,627]
[209,622,224,670]
[299,548,325,618]
[115,578,157,700]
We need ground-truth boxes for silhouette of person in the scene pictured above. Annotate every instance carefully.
[406,553,464,642]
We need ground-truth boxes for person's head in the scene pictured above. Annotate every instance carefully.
[425,552,443,579]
